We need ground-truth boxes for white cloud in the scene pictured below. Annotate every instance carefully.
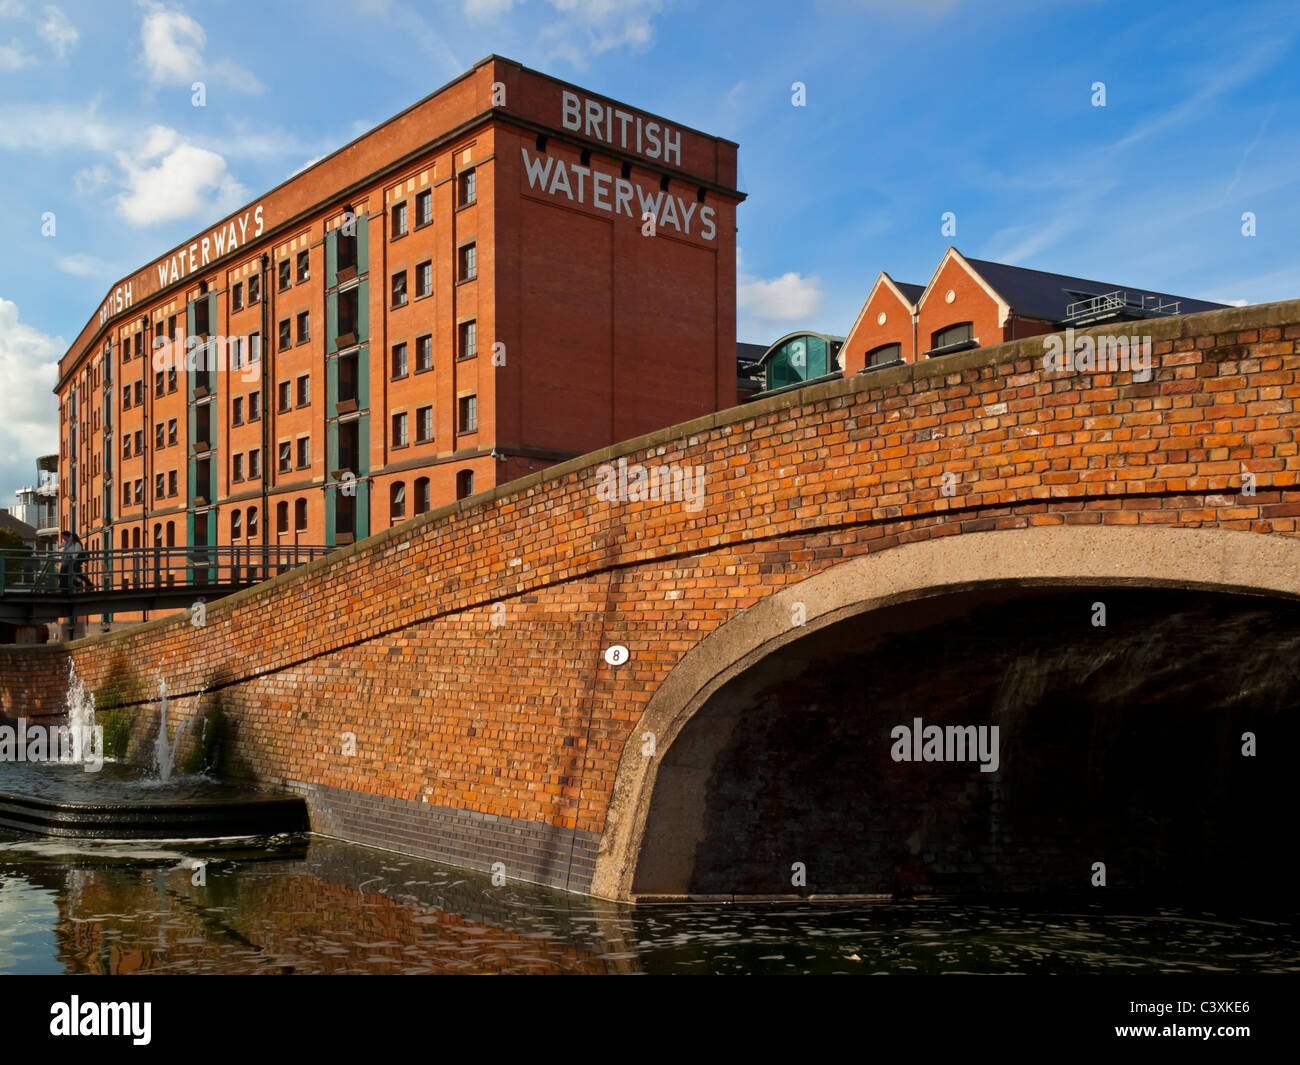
[0,36,33,69]
[0,2,27,17]
[56,253,115,278]
[463,0,662,67]
[0,297,61,497]
[464,0,520,15]
[73,163,110,195]
[114,124,247,226]
[37,4,75,57]
[138,2,263,93]
[738,270,825,321]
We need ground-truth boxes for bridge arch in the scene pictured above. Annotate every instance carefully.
[591,525,1300,900]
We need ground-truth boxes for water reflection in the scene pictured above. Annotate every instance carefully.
[0,836,1295,975]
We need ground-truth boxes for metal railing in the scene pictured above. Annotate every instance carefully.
[0,544,332,598]
[1064,290,1183,324]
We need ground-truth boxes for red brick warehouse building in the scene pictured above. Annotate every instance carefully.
[54,55,743,590]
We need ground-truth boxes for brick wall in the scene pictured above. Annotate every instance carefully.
[6,299,1298,895]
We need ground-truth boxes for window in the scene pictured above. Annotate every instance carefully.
[458,393,477,433]
[458,319,476,360]
[155,371,165,397]
[458,168,476,206]
[391,270,407,308]
[122,385,131,409]
[249,331,261,362]
[866,343,902,368]
[135,332,144,359]
[458,242,476,282]
[167,368,177,393]
[134,380,143,405]
[929,322,974,354]
[168,419,177,445]
[122,482,130,506]
[134,478,143,503]
[279,318,291,352]
[297,250,310,283]
[233,396,244,425]
[233,453,244,482]
[414,477,430,514]
[390,481,406,520]
[416,334,432,373]
[296,437,310,469]
[416,260,432,297]
[134,429,143,454]
[277,500,289,533]
[278,441,292,472]
[391,411,408,448]
[456,469,474,499]
[231,509,243,539]
[278,380,291,412]
[278,259,291,292]
[295,498,307,532]
[415,189,432,227]
[155,422,165,449]
[247,506,258,537]
[232,282,243,310]
[250,392,261,421]
[296,374,310,407]
[296,311,310,344]
[231,336,243,370]
[391,342,408,379]
[248,273,260,304]
[155,473,165,499]
[416,405,433,443]
[169,470,177,497]
[249,448,260,478]
[391,201,407,237]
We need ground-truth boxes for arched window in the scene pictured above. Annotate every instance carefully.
[414,477,430,515]
[277,500,289,534]
[166,521,175,547]
[231,510,242,539]
[390,481,406,520]
[865,343,902,369]
[247,506,258,538]
[295,498,307,531]
[929,322,974,355]
[456,469,474,500]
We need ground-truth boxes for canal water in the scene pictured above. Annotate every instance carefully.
[2,831,1296,975]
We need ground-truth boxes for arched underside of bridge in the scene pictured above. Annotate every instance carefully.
[592,526,1300,901]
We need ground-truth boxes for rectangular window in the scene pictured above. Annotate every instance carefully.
[122,385,131,409]
[416,260,432,297]
[134,478,142,504]
[155,423,164,449]
[295,498,307,531]
[277,380,291,412]
[278,441,291,473]
[458,319,477,360]
[459,242,476,282]
[168,469,177,497]
[391,342,407,379]
[249,448,260,478]
[250,392,261,421]
[168,368,177,393]
[391,270,407,308]
[155,473,165,499]
[391,411,408,448]
[168,419,177,445]
[232,396,244,425]
[232,282,243,310]
[134,332,143,359]
[278,259,291,291]
[296,374,310,407]
[416,405,433,443]
[248,507,258,537]
[134,380,143,405]
[297,311,310,344]
[233,453,244,482]
[296,437,310,469]
[134,429,143,454]
[248,273,260,304]
[416,334,432,373]
[297,250,309,283]
[415,189,432,227]
[277,502,289,534]
[122,482,130,506]
[458,168,476,206]
[154,371,164,397]
[279,319,291,352]
[249,331,261,362]
[458,393,477,433]
[391,201,408,237]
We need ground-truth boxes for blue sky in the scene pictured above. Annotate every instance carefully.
[0,0,1296,503]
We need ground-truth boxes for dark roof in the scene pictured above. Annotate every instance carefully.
[963,257,1227,323]
[0,511,37,541]
[737,342,768,367]
[895,281,925,305]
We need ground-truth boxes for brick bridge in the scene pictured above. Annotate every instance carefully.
[3,299,1298,901]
